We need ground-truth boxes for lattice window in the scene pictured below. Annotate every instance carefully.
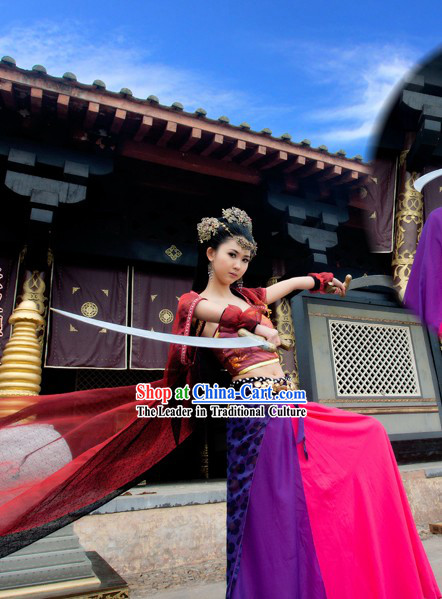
[328,320,420,397]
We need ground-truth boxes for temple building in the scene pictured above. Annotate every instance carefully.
[0,54,440,485]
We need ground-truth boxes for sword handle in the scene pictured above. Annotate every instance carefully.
[238,328,292,352]
[325,274,352,294]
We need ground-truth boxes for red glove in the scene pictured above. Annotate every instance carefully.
[308,272,334,294]
[219,305,262,335]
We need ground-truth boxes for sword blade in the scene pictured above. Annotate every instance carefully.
[50,308,272,350]
[413,168,442,193]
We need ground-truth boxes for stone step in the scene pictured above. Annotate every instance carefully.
[0,525,98,591]
[10,535,79,556]
[0,562,97,590]
[0,548,91,573]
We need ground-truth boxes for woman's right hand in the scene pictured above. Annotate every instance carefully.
[254,324,281,347]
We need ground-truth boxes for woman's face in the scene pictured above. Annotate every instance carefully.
[208,238,251,285]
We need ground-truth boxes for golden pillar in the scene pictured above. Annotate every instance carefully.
[392,146,424,301]
[18,268,49,347]
[267,275,299,386]
[0,300,45,417]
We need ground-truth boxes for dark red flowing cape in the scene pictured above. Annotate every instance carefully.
[0,292,207,558]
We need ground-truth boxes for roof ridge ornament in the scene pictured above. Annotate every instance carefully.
[32,64,47,74]
[1,56,16,67]
[63,72,77,82]
[93,79,106,90]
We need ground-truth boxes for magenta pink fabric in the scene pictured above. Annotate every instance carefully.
[293,403,441,599]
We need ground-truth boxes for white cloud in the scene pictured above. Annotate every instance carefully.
[0,21,254,117]
[297,43,416,144]
[261,38,420,148]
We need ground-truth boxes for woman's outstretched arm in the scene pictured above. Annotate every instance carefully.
[266,275,346,305]
[193,298,281,346]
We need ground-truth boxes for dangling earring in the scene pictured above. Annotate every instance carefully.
[236,277,243,289]
[208,262,213,280]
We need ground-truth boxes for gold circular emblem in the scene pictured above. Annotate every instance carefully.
[159,308,174,324]
[81,302,98,318]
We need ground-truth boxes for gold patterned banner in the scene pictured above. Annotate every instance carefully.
[362,157,397,253]
[130,270,192,369]
[45,262,129,368]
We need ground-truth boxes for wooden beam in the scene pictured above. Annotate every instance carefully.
[121,140,261,185]
[222,139,247,161]
[30,87,43,114]
[57,94,70,119]
[348,196,369,210]
[296,160,325,178]
[157,121,177,147]
[200,133,223,157]
[317,165,342,182]
[134,115,153,142]
[332,170,359,186]
[240,145,266,167]
[84,102,99,129]
[260,150,288,170]
[284,175,299,194]
[0,80,15,109]
[180,127,202,152]
[111,108,127,134]
[283,155,306,173]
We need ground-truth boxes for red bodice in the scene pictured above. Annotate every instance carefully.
[210,312,280,376]
[193,287,280,377]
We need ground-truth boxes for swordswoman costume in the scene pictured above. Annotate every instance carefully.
[0,289,440,596]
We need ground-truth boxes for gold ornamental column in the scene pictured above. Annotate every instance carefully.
[391,144,424,301]
[267,275,299,386]
[18,266,50,348]
[0,300,45,417]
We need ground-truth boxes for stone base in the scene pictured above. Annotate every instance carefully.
[400,462,442,526]
[0,525,98,592]
[74,501,226,595]
[0,553,128,599]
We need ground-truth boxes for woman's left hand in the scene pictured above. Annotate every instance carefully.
[331,278,346,296]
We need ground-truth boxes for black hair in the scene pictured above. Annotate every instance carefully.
[192,217,256,293]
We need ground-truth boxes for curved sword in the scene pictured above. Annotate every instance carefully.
[50,308,274,350]
[413,168,442,193]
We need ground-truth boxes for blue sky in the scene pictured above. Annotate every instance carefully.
[0,1,441,159]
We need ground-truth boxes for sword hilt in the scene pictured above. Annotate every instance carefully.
[238,328,292,352]
[325,274,352,294]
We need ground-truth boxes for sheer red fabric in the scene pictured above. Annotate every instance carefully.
[0,292,207,557]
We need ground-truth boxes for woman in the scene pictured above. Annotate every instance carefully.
[184,207,440,599]
[0,208,440,599]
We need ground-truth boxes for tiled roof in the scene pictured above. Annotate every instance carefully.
[0,56,370,186]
